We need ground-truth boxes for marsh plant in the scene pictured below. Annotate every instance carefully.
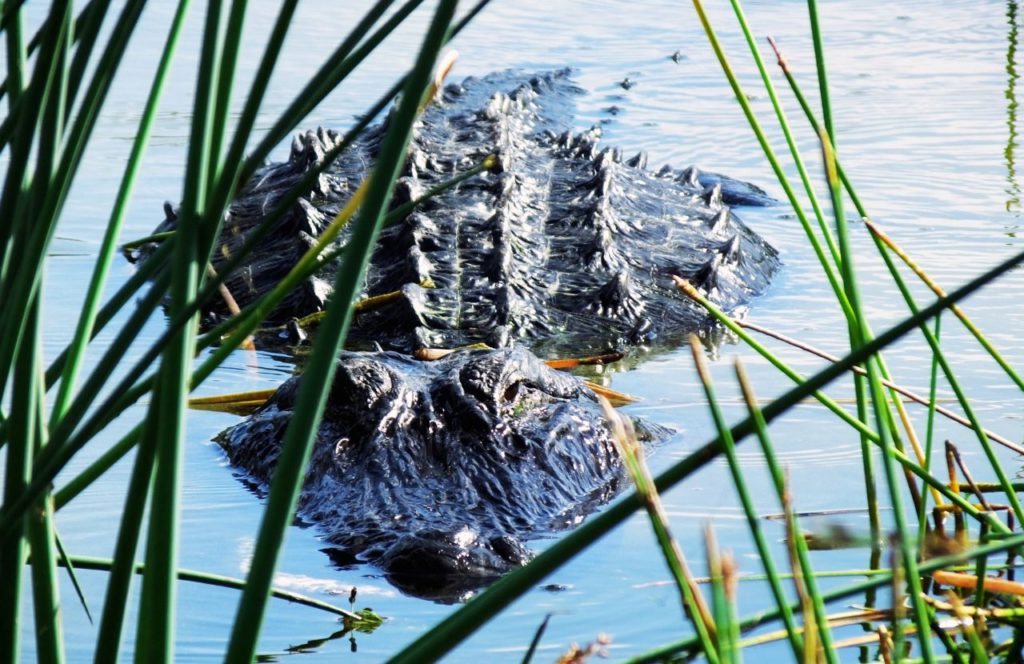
[3,0,1024,662]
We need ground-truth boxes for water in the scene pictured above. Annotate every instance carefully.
[23,0,1024,661]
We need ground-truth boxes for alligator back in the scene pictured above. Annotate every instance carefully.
[136,70,779,355]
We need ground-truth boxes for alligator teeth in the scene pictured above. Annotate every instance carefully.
[391,177,423,209]
[585,227,625,271]
[693,235,743,297]
[717,234,742,264]
[290,134,304,160]
[707,208,730,235]
[293,198,328,237]
[595,163,616,199]
[582,195,629,235]
[592,148,616,173]
[443,81,465,99]
[316,126,338,150]
[587,270,645,319]
[286,318,308,345]
[406,246,433,283]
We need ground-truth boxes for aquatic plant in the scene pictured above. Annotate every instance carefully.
[0,1,489,661]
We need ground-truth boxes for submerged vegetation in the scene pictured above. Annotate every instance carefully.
[2,0,1024,662]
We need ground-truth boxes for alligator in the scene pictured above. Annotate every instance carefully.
[136,69,781,599]
[134,69,777,355]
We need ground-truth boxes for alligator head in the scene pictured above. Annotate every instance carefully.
[217,346,666,601]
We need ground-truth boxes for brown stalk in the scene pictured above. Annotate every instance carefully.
[945,441,994,512]
[781,473,823,664]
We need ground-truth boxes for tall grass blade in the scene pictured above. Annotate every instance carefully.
[601,397,719,662]
[705,527,738,664]
[224,3,458,660]
[734,359,836,663]
[132,0,221,657]
[1,295,38,662]
[820,134,935,658]
[50,0,192,424]
[27,303,67,664]
[917,316,943,551]
[0,3,73,403]
[92,408,158,663]
[52,531,91,624]
[26,323,64,664]
[726,0,840,268]
[521,614,551,664]
[805,0,834,139]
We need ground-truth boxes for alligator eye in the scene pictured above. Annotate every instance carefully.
[502,383,521,403]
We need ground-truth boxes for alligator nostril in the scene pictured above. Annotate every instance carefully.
[502,383,520,404]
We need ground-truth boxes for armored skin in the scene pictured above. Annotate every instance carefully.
[142,70,781,598]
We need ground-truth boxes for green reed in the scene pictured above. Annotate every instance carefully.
[691,339,808,662]
[602,395,720,661]
[627,0,1024,660]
